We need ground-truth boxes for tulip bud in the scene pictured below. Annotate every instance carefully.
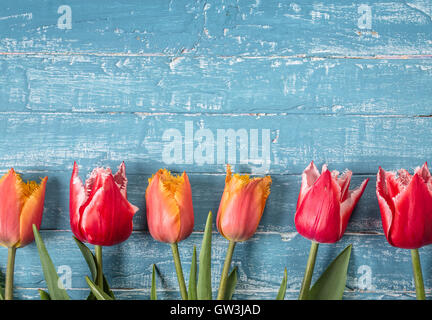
[0,169,47,248]
[146,169,194,244]
[70,162,138,246]
[216,165,272,242]
[295,161,369,243]
[376,163,432,249]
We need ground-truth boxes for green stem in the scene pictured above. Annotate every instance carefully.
[5,247,17,300]
[171,243,188,300]
[411,248,426,300]
[217,240,236,300]
[95,245,103,289]
[298,241,319,300]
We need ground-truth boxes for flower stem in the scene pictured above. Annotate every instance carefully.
[411,248,426,300]
[217,240,236,300]
[170,242,188,300]
[298,241,319,300]
[95,245,103,289]
[5,247,17,300]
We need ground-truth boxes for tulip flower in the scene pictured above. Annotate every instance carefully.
[376,164,432,299]
[0,168,48,300]
[295,161,369,244]
[146,169,194,244]
[216,165,272,300]
[146,169,194,300]
[70,162,138,288]
[295,161,368,300]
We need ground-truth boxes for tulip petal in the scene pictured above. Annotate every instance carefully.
[218,174,271,242]
[146,171,181,243]
[337,170,353,203]
[297,161,320,211]
[389,173,432,249]
[18,177,48,248]
[339,177,369,238]
[0,169,22,247]
[415,163,432,193]
[113,162,128,199]
[295,169,341,243]
[396,169,412,188]
[70,162,87,242]
[175,172,194,242]
[79,173,137,246]
[376,167,395,239]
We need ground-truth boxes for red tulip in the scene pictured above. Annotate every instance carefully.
[376,163,432,249]
[295,161,369,243]
[0,169,47,248]
[146,169,194,244]
[216,165,272,242]
[70,162,138,246]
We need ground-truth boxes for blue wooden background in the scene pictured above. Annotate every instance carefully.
[1,0,432,300]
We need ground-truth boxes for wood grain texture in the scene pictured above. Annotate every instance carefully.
[0,113,430,175]
[1,55,432,115]
[1,0,431,300]
[1,0,432,56]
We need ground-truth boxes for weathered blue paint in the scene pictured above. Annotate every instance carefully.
[1,0,432,56]
[0,0,431,300]
[1,56,432,115]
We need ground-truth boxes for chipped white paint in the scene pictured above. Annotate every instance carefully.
[0,12,32,21]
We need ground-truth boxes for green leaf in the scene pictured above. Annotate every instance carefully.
[73,236,115,300]
[32,225,70,300]
[0,268,5,300]
[308,244,352,300]
[197,211,212,300]
[85,276,114,300]
[73,236,97,280]
[38,289,51,300]
[224,266,238,300]
[188,246,197,300]
[102,274,116,299]
[276,268,287,300]
[151,264,157,300]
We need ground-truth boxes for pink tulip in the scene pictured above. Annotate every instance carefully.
[295,161,369,243]
[376,163,432,249]
[70,162,138,246]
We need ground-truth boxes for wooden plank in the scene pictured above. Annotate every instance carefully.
[0,113,430,175]
[1,55,432,115]
[1,0,431,56]
[2,231,430,299]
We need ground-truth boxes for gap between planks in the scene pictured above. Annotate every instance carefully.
[1,52,432,60]
[0,111,432,118]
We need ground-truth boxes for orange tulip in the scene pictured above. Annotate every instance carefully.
[145,169,194,244]
[146,169,194,300]
[216,165,272,242]
[0,168,48,248]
